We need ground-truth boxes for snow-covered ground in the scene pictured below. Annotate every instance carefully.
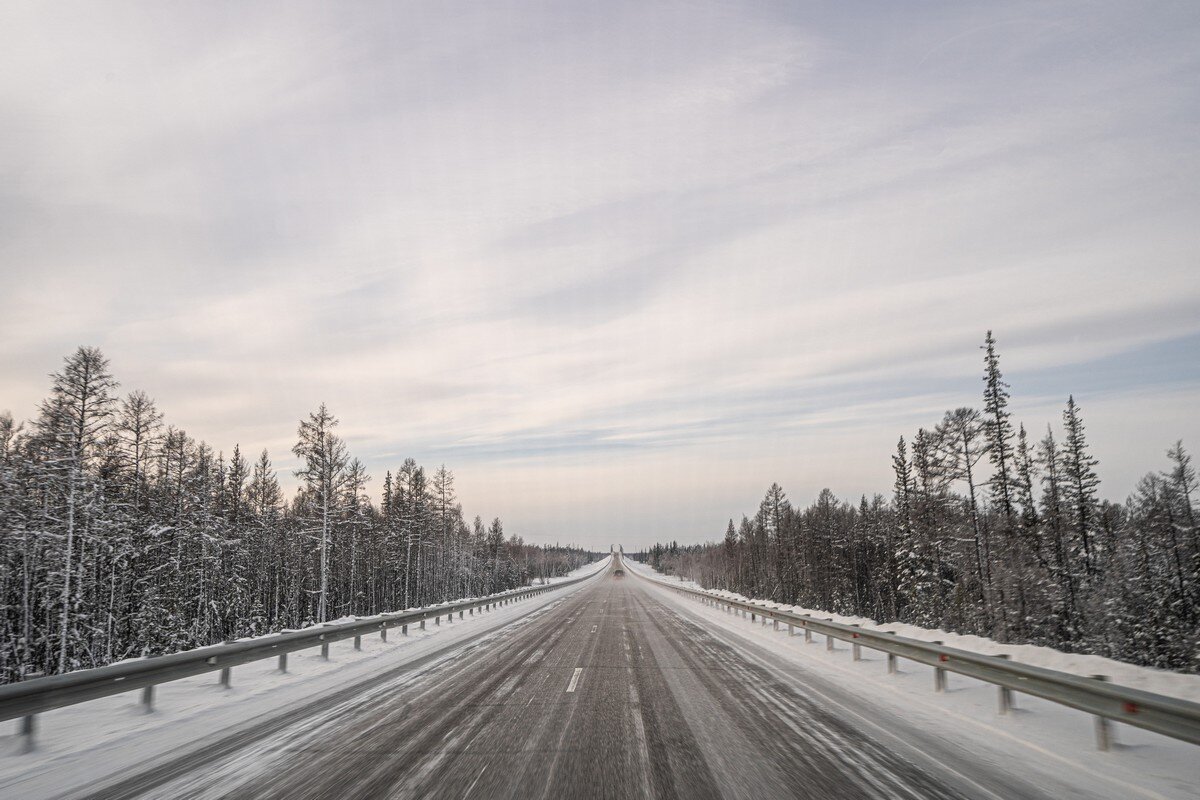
[623,556,1199,800]
[623,558,1200,703]
[0,556,610,799]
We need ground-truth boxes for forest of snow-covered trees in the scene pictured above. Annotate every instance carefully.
[640,333,1199,673]
[0,347,596,684]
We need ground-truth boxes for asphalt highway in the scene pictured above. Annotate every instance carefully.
[89,562,1056,800]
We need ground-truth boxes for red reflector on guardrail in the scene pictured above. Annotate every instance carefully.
[1123,701,1139,714]
[852,633,860,638]
[938,654,948,663]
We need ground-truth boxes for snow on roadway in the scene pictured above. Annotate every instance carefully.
[0,556,610,800]
[623,556,1199,800]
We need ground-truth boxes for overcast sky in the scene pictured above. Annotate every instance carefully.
[2,1,1198,550]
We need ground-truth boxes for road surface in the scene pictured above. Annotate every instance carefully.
[90,563,1055,799]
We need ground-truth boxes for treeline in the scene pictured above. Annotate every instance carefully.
[0,347,596,684]
[639,333,1199,672]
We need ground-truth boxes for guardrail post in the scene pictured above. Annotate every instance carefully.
[826,632,835,651]
[217,640,234,687]
[804,624,812,644]
[996,654,1013,713]
[141,684,155,713]
[750,611,756,623]
[354,635,362,650]
[321,642,330,660]
[851,625,861,661]
[278,652,288,673]
[1092,675,1112,750]
[420,619,426,630]
[787,623,794,636]
[459,610,464,620]
[773,619,779,631]
[435,615,441,626]
[884,631,897,673]
[381,625,388,642]
[20,713,36,753]
[933,642,947,692]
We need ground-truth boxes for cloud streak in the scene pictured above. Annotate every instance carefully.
[2,1,1199,548]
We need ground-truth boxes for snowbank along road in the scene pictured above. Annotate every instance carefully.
[10,555,1196,799]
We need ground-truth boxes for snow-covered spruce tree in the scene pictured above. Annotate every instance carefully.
[890,437,912,621]
[486,517,505,594]
[1036,426,1079,644]
[244,449,282,634]
[1060,396,1101,581]
[736,515,755,595]
[758,483,790,601]
[982,332,1016,521]
[721,519,739,591]
[1163,441,1198,600]
[981,332,1036,641]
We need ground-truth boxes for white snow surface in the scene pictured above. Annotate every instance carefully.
[622,558,1200,703]
[624,556,1199,800]
[0,556,610,799]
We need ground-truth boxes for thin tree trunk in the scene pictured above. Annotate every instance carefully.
[57,468,79,673]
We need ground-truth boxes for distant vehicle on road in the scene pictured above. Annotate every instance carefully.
[613,568,625,578]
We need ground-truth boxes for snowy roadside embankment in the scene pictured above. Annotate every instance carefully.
[622,557,1200,704]
[530,555,613,586]
[624,556,1198,800]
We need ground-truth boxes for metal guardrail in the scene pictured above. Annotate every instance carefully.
[2,559,609,750]
[619,555,1200,750]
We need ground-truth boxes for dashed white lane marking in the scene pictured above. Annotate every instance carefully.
[464,764,488,798]
[591,625,597,633]
[566,667,583,693]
